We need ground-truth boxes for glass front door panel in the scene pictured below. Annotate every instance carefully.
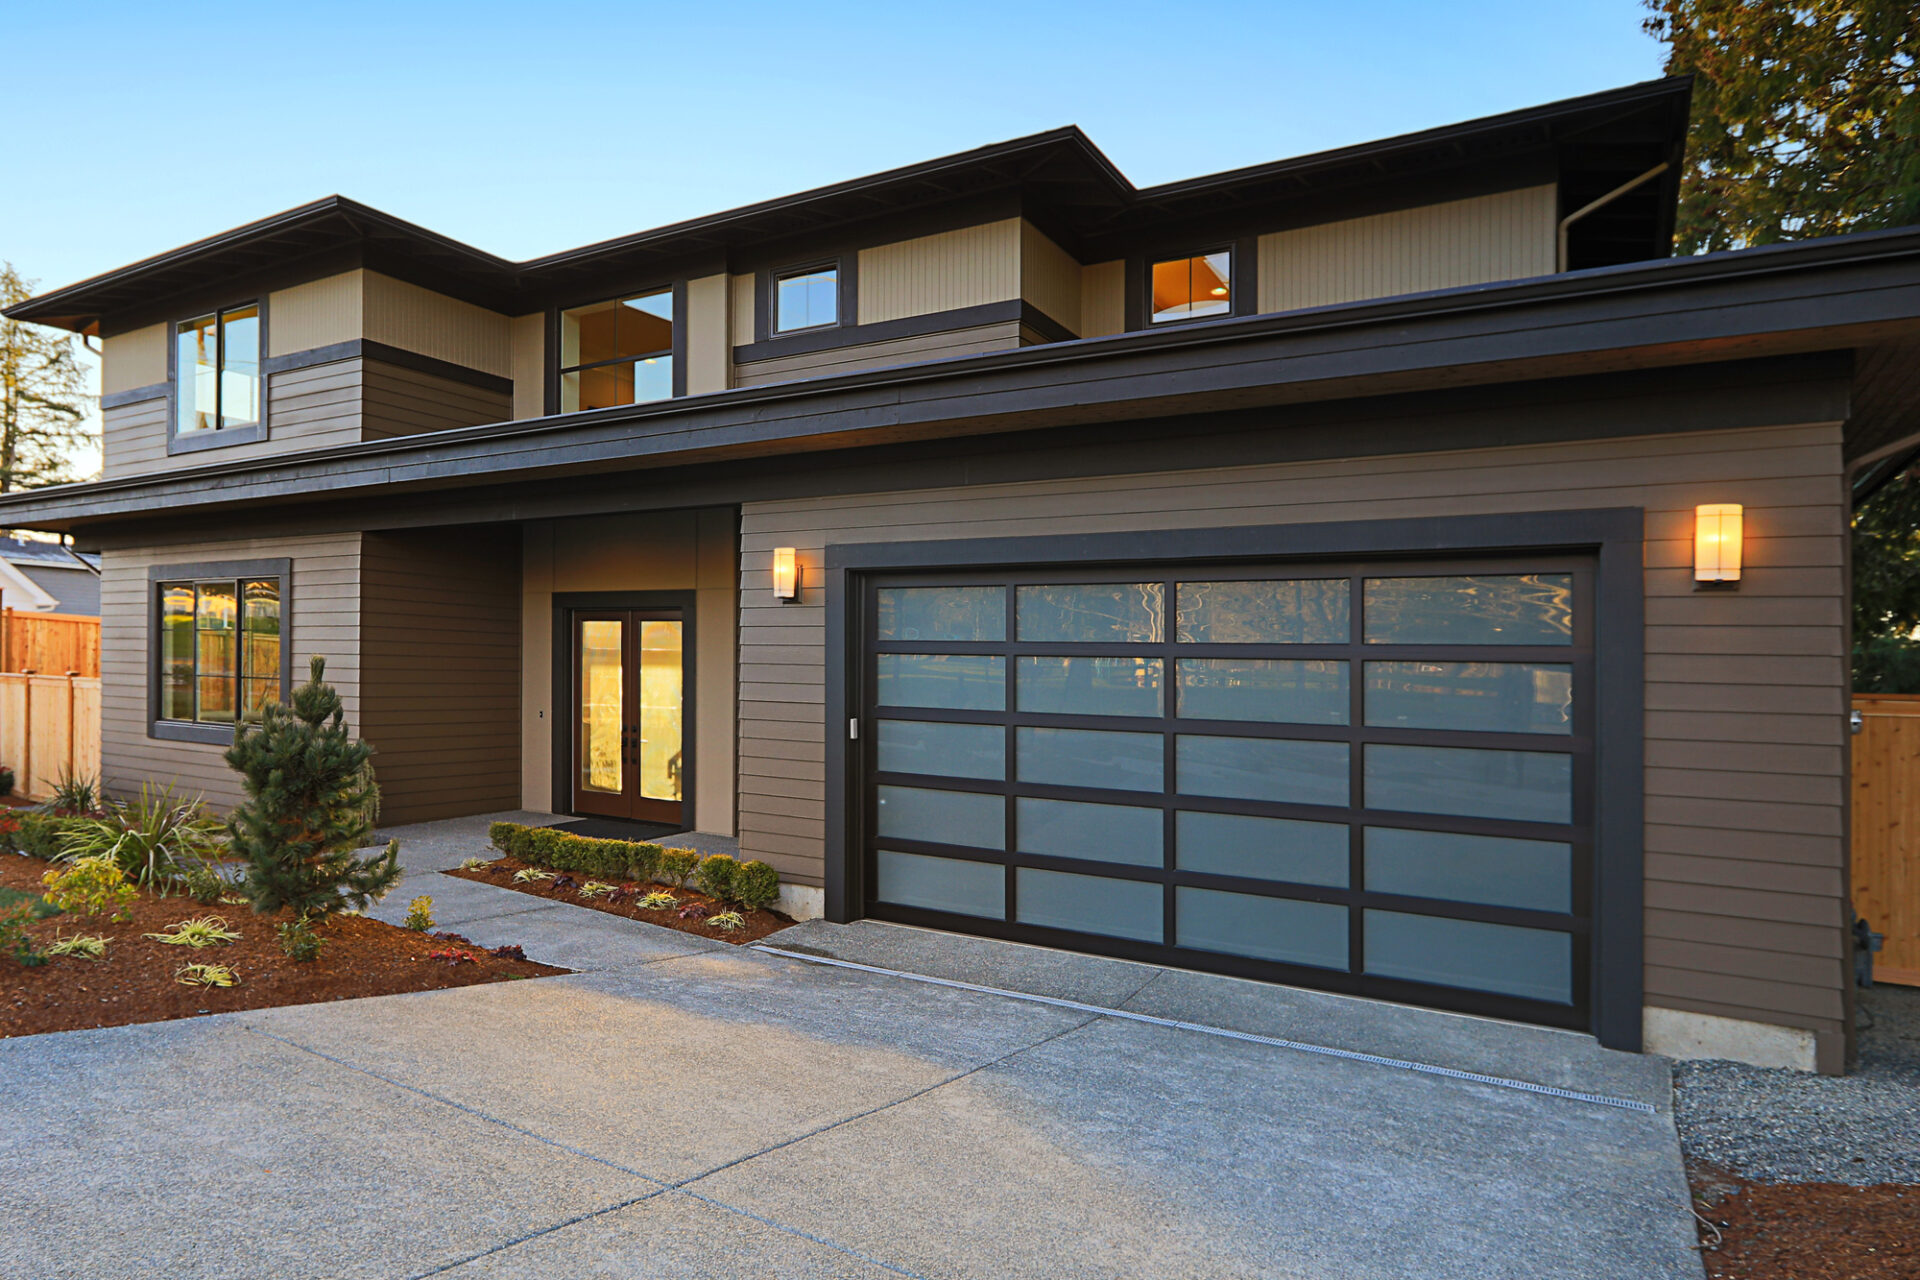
[580,620,624,795]
[639,621,683,803]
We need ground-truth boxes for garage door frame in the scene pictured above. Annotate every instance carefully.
[822,508,1645,1051]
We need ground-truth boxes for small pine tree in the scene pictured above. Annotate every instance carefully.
[224,656,401,918]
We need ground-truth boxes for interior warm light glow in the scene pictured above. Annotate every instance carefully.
[772,547,800,601]
[1694,504,1743,583]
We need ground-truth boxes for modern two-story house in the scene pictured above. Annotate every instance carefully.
[6,76,1918,1075]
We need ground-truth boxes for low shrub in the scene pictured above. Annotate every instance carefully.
[41,857,138,922]
[180,861,227,905]
[0,764,13,796]
[0,904,46,967]
[693,853,739,903]
[278,914,325,962]
[40,770,100,816]
[733,860,780,911]
[487,821,531,858]
[54,783,223,889]
[490,822,672,883]
[658,848,698,889]
[626,842,662,882]
[3,813,95,860]
[403,896,434,931]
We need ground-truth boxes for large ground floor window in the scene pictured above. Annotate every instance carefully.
[857,556,1595,1028]
[154,566,285,731]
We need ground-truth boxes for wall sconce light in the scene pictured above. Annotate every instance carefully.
[1694,504,1743,586]
[772,547,800,602]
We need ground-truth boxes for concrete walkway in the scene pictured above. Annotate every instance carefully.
[0,815,1705,1280]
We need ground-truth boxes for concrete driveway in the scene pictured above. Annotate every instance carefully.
[0,816,1704,1280]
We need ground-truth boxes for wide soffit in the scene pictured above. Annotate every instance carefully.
[4,78,1691,333]
[2,223,1917,537]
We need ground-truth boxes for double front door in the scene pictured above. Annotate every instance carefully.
[572,609,685,825]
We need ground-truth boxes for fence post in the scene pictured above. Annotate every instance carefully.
[18,669,30,802]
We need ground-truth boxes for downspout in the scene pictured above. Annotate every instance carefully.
[1557,162,1672,272]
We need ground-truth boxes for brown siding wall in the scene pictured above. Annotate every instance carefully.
[360,527,522,824]
[732,321,1024,388]
[736,421,1850,1064]
[361,362,512,440]
[98,532,363,811]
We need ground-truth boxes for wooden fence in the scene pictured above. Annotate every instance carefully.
[1853,693,1920,987]
[0,673,101,801]
[0,609,100,678]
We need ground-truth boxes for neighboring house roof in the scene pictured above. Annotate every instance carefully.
[0,537,101,614]
[2,78,1691,333]
[0,558,59,611]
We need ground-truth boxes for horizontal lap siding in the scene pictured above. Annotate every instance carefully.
[731,322,1024,389]
[98,533,363,810]
[738,421,1849,1044]
[102,398,169,477]
[359,528,521,824]
[360,362,512,439]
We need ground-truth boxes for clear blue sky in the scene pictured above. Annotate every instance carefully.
[3,0,1667,296]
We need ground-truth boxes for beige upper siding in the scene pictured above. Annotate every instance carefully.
[1259,183,1557,312]
[735,420,1849,1067]
[1080,260,1125,337]
[729,274,757,349]
[857,219,1022,324]
[362,271,512,377]
[268,272,363,354]
[684,273,731,395]
[511,313,544,419]
[1020,223,1082,335]
[101,324,167,393]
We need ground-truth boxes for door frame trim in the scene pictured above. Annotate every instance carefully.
[822,508,1645,1051]
[551,590,698,831]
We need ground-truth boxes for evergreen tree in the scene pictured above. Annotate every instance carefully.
[0,263,97,491]
[224,656,401,917]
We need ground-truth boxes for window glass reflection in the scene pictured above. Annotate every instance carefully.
[1151,252,1231,323]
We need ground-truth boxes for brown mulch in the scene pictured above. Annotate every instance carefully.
[0,854,566,1038]
[1692,1167,1920,1279]
[445,857,795,945]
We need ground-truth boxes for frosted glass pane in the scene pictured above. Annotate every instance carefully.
[579,620,622,795]
[1176,579,1349,643]
[638,620,683,802]
[1016,727,1163,792]
[1176,888,1347,969]
[1365,745,1571,824]
[876,850,1004,918]
[876,720,1005,780]
[1365,827,1571,912]
[1178,658,1348,724]
[1019,656,1162,716]
[875,785,1004,850]
[1017,797,1162,866]
[1176,811,1348,886]
[1365,910,1573,1004]
[1364,574,1573,645]
[1017,583,1164,643]
[875,653,1005,710]
[1016,869,1162,942]
[1365,661,1571,735]
[875,587,1005,641]
[1177,735,1349,807]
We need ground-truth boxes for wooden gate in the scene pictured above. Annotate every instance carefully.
[1853,693,1920,986]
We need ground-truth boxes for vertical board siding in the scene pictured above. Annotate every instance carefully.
[857,219,1021,324]
[1080,260,1126,337]
[1259,184,1558,313]
[736,421,1849,1052]
[101,324,167,393]
[359,527,522,824]
[1850,695,1920,986]
[685,273,731,396]
[268,271,364,355]
[511,313,545,420]
[729,274,757,351]
[732,322,1024,389]
[1020,222,1083,336]
[362,271,513,378]
[98,532,363,811]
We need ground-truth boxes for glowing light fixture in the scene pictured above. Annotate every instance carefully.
[1693,504,1743,585]
[772,547,800,602]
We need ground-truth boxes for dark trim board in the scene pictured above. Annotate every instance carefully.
[100,382,171,411]
[549,591,698,830]
[263,339,515,397]
[821,508,1645,1051]
[734,299,1064,363]
[144,557,294,746]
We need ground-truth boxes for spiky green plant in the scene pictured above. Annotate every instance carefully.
[144,915,241,948]
[708,911,746,933]
[511,868,552,885]
[53,783,225,890]
[578,881,615,899]
[39,770,100,816]
[458,857,490,871]
[44,933,108,960]
[639,890,677,910]
[176,962,238,988]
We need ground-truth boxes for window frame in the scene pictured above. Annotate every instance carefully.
[767,259,848,336]
[1145,246,1236,326]
[168,301,268,456]
[1124,236,1258,332]
[147,558,292,745]
[553,286,683,413]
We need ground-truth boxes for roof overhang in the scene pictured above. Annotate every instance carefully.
[2,224,1915,535]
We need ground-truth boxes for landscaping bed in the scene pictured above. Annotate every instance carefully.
[0,852,564,1038]
[446,855,794,945]
[1690,1168,1918,1279]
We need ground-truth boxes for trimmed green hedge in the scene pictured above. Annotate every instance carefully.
[485,822,772,905]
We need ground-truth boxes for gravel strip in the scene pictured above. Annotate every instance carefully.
[1673,984,1920,1185]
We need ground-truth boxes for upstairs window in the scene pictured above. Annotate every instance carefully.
[175,304,260,435]
[1150,252,1232,323]
[775,266,839,332]
[560,290,674,411]
[157,576,282,726]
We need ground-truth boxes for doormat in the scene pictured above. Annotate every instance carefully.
[548,817,683,843]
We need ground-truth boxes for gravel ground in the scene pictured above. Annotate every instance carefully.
[1673,983,1920,1185]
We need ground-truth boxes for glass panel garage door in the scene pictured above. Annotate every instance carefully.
[859,560,1594,1029]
